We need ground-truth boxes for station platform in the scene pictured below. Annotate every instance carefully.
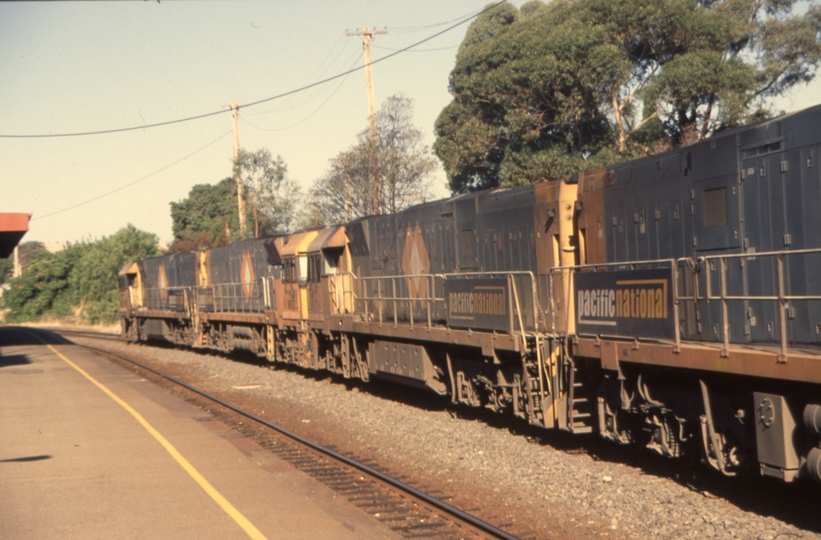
[0,326,398,540]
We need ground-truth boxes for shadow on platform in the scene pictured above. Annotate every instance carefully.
[0,327,73,348]
[0,354,32,368]
[0,455,52,463]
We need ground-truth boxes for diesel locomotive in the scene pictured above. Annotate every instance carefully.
[119,103,821,484]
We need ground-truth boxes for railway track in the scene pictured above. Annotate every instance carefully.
[56,329,520,540]
[45,328,125,342]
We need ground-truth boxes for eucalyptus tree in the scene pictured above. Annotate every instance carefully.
[236,149,300,237]
[434,0,821,193]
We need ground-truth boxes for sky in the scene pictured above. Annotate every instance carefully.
[2,0,820,247]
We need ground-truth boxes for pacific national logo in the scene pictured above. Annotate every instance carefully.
[578,279,668,324]
[614,280,667,319]
[449,286,506,318]
[574,268,673,339]
[445,277,509,331]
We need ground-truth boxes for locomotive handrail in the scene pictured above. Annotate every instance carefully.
[342,273,441,329]
[549,257,678,272]
[197,279,270,314]
[138,285,193,312]
[551,248,821,359]
[334,270,540,334]
[696,248,821,359]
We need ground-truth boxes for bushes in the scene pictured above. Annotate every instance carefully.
[2,245,85,322]
[2,225,159,325]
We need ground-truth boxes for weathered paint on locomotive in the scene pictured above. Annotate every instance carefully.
[117,104,821,485]
[575,103,821,347]
[278,230,319,321]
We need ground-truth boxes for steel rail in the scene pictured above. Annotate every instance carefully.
[43,328,125,341]
[68,335,519,540]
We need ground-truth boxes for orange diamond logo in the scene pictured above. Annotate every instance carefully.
[158,264,168,300]
[240,251,255,298]
[401,224,430,299]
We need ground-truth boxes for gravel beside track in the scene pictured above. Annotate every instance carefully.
[73,337,821,540]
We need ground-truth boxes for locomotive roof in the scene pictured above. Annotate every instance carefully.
[279,229,319,257]
[306,226,346,253]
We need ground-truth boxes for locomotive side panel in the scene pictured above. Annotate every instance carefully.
[137,252,196,313]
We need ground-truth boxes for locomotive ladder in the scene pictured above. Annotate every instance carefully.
[566,352,594,434]
[510,276,561,430]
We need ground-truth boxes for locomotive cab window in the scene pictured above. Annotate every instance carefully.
[308,254,322,283]
[282,258,293,283]
[323,247,343,275]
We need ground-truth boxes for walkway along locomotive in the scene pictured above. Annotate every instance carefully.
[119,104,821,484]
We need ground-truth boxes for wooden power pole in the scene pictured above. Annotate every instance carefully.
[12,245,20,278]
[231,101,248,240]
[347,26,387,215]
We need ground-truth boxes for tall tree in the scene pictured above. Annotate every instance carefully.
[235,149,300,237]
[306,96,437,227]
[170,150,299,252]
[70,225,160,323]
[169,178,239,252]
[434,0,821,193]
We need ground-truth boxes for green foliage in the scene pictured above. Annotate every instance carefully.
[434,0,821,192]
[18,241,49,268]
[3,244,87,323]
[70,225,160,324]
[169,151,300,250]
[169,177,239,251]
[3,225,159,325]
[0,241,50,284]
[0,257,11,284]
[236,149,300,237]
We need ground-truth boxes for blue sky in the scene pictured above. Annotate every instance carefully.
[2,0,819,246]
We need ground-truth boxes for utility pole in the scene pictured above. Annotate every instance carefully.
[231,101,247,240]
[347,26,387,215]
[12,246,20,278]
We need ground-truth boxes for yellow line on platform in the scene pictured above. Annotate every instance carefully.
[42,341,267,540]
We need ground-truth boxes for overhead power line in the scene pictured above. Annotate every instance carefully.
[246,44,362,117]
[0,0,508,139]
[384,6,487,33]
[241,52,363,132]
[31,130,233,222]
[373,44,459,53]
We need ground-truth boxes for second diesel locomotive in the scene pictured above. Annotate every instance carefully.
[120,104,821,485]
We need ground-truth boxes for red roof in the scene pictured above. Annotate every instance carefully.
[0,213,31,259]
